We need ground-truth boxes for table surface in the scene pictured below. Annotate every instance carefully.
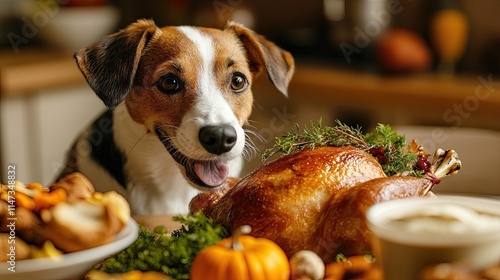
[133,215,181,231]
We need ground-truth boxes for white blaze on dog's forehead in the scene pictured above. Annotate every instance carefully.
[176,26,235,125]
[174,26,245,163]
[177,26,214,75]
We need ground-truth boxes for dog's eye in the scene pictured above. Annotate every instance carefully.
[157,74,183,94]
[230,73,248,93]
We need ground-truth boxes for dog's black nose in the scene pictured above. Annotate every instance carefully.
[199,125,237,155]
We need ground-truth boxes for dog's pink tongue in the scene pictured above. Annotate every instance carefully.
[194,161,229,187]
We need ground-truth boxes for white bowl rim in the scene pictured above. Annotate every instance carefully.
[0,219,138,274]
[367,195,500,247]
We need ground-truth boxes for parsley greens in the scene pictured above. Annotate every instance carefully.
[93,212,229,279]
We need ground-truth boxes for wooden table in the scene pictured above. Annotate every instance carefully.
[133,215,181,231]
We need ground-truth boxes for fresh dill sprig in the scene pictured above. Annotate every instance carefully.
[262,119,423,176]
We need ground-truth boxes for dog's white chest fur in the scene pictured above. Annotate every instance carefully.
[113,103,200,214]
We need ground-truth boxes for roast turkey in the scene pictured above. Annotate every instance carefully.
[190,145,461,262]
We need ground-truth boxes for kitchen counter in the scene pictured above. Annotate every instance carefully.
[288,66,500,119]
[0,48,85,97]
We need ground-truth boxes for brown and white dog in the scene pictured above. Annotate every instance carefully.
[58,19,294,214]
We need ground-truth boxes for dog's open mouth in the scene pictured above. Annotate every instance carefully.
[155,128,229,189]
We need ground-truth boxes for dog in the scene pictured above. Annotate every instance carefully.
[58,19,294,214]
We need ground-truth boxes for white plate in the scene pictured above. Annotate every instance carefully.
[0,219,139,280]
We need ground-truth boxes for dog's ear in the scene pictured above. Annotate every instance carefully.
[226,22,295,97]
[75,19,160,108]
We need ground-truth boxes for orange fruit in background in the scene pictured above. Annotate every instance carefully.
[376,28,433,73]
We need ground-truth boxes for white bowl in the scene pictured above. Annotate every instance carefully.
[39,5,120,52]
[367,196,500,280]
[0,219,138,280]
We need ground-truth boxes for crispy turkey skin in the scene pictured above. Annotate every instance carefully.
[190,146,461,262]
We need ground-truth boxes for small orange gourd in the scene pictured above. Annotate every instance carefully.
[190,225,290,280]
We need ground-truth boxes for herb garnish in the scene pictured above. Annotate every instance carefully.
[262,119,427,176]
[93,212,229,279]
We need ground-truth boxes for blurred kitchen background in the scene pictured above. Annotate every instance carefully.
[1,0,499,196]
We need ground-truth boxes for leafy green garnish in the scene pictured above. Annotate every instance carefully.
[365,123,420,176]
[262,119,368,160]
[93,211,229,279]
[262,119,422,176]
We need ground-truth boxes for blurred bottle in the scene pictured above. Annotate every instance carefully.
[324,0,392,65]
[429,0,469,75]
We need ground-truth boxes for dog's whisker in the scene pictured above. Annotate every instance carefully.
[155,124,180,132]
[244,128,266,143]
[242,147,257,161]
[244,121,259,131]
[181,117,201,127]
[242,132,259,160]
[125,130,150,156]
[245,119,258,125]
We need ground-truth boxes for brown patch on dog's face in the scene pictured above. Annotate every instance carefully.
[125,26,254,135]
[202,27,254,125]
[125,27,194,132]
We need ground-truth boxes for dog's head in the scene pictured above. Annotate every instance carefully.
[74,19,294,190]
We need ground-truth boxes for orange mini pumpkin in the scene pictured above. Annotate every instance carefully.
[190,225,290,280]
